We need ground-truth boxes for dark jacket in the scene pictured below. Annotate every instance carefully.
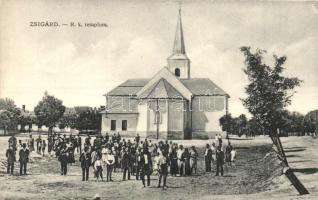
[6,148,16,163]
[19,148,30,163]
[121,152,131,168]
[140,152,152,167]
[216,150,225,165]
[59,148,68,163]
[80,151,91,168]
[205,148,213,161]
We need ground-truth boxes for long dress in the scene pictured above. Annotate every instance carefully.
[225,145,232,163]
[169,150,178,176]
[183,152,191,176]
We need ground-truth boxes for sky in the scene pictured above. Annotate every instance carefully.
[0,0,317,117]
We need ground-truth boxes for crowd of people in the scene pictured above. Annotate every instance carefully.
[5,132,236,190]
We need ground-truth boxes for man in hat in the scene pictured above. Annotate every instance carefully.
[80,146,91,181]
[36,135,42,154]
[59,145,68,175]
[103,132,108,143]
[28,134,34,152]
[6,145,16,175]
[157,151,169,190]
[204,144,213,172]
[19,143,30,175]
[140,147,152,187]
[216,146,225,176]
[121,147,131,180]
[135,133,140,144]
[105,149,115,182]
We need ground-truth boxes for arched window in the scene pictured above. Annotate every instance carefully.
[175,68,180,77]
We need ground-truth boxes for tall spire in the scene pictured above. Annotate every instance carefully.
[167,6,190,79]
[172,7,186,55]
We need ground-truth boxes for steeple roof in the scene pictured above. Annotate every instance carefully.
[168,9,188,60]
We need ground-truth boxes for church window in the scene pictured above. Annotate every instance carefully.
[175,68,180,77]
[122,120,127,131]
[154,110,162,124]
[111,120,116,130]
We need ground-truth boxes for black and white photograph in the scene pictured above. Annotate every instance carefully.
[0,0,317,199]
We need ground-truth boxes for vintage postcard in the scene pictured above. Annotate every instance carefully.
[0,0,317,199]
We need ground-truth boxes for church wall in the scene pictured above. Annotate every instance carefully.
[147,100,168,139]
[106,96,138,113]
[167,100,184,139]
[136,100,148,138]
[191,95,227,139]
[101,113,138,137]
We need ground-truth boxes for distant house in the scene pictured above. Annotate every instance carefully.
[101,10,229,139]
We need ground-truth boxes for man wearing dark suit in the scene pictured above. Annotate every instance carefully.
[140,148,152,187]
[6,145,16,175]
[36,135,42,153]
[80,146,91,181]
[158,151,169,190]
[105,132,109,143]
[59,145,68,175]
[135,134,140,144]
[8,135,17,152]
[121,147,131,180]
[216,146,225,176]
[204,144,213,172]
[19,143,30,175]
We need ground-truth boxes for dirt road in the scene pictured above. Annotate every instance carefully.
[0,135,317,200]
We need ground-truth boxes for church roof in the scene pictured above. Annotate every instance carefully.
[138,78,185,99]
[106,79,148,96]
[181,78,229,96]
[106,78,229,97]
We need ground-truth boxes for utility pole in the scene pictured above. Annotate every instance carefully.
[156,99,159,140]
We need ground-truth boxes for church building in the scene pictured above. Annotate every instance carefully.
[101,10,229,139]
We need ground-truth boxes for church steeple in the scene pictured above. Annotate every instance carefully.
[172,9,186,55]
[167,8,191,79]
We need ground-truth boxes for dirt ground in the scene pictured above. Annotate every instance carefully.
[0,135,317,200]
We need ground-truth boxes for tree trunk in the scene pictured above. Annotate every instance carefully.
[271,135,310,195]
[284,167,309,195]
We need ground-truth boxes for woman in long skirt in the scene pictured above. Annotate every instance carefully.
[169,148,178,176]
[183,148,191,176]
[225,143,233,166]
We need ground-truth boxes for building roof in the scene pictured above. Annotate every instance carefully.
[106,78,229,97]
[106,79,148,96]
[138,78,185,99]
[181,78,229,96]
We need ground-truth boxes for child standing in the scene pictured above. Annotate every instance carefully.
[153,152,160,176]
[94,155,104,182]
